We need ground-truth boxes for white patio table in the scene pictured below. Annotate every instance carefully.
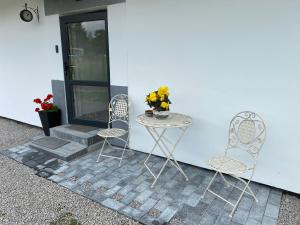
[136,113,192,187]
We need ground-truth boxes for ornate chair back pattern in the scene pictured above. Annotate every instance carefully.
[109,94,129,124]
[226,111,266,160]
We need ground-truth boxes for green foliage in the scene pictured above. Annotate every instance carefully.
[50,213,82,225]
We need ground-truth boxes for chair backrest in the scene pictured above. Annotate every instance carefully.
[226,111,266,160]
[109,94,129,124]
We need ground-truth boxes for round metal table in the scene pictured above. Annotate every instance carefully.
[136,113,192,187]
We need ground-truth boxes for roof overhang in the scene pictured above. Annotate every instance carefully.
[44,0,125,16]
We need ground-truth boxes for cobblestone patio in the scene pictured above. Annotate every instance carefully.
[1,144,282,225]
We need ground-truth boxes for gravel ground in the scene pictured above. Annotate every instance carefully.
[0,117,299,225]
[0,117,43,149]
[277,193,300,225]
[0,117,139,225]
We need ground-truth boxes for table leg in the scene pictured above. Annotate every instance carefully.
[144,127,167,179]
[152,127,189,179]
[144,127,189,188]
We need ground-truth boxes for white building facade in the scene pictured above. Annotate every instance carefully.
[0,0,299,193]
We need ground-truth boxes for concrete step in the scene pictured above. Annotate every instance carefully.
[29,137,88,161]
[50,125,103,146]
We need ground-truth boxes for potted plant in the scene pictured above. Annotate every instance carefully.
[33,94,61,136]
[146,86,171,119]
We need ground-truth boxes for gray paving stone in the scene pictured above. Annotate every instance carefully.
[91,180,108,189]
[92,167,107,174]
[53,165,69,174]
[140,198,158,212]
[164,179,177,189]
[198,211,218,225]
[59,180,77,189]
[102,198,125,211]
[262,216,277,225]
[133,175,148,186]
[154,199,169,212]
[246,218,261,225]
[182,184,198,196]
[122,206,145,220]
[248,205,266,223]
[38,171,51,178]
[215,213,233,225]
[48,175,64,183]
[207,199,226,216]
[256,187,270,206]
[0,149,11,156]
[104,185,122,197]
[185,192,202,207]
[200,191,215,205]
[43,158,58,166]
[121,191,138,205]
[118,184,135,195]
[237,196,253,211]
[76,174,94,184]
[36,165,45,170]
[136,190,153,204]
[42,167,55,174]
[232,208,250,224]
[105,177,121,188]
[17,148,31,154]
[136,180,150,192]
[158,206,178,223]
[264,203,280,219]
[59,169,75,178]
[24,160,39,168]
[141,215,160,225]
[165,190,185,204]
[178,207,202,224]
[9,147,21,153]
[231,222,243,225]
[268,189,282,206]
[151,189,168,200]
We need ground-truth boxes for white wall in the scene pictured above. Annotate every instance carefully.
[127,0,300,193]
[0,0,64,126]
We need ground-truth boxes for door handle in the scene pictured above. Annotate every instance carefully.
[64,62,76,77]
[63,62,68,77]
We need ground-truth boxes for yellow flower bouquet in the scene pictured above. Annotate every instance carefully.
[146,86,171,112]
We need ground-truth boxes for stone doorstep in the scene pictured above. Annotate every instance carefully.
[50,125,103,146]
[29,140,87,161]
[28,137,104,162]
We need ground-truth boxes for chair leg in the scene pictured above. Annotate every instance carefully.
[201,171,218,199]
[233,176,258,203]
[246,184,258,202]
[118,135,129,167]
[229,181,250,217]
[97,138,107,162]
[219,172,231,188]
[201,170,258,218]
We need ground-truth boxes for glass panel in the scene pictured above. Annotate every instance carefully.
[72,85,109,122]
[67,20,108,81]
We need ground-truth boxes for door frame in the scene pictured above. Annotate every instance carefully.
[60,11,111,128]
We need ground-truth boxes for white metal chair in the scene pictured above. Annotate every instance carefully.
[96,94,129,167]
[201,111,266,217]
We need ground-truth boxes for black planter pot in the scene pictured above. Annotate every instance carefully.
[38,110,61,136]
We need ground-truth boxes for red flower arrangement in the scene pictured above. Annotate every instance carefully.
[33,94,59,112]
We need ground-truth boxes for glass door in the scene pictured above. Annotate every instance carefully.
[60,11,110,127]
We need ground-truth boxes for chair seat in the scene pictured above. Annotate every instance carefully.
[207,156,247,175]
[97,128,127,138]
